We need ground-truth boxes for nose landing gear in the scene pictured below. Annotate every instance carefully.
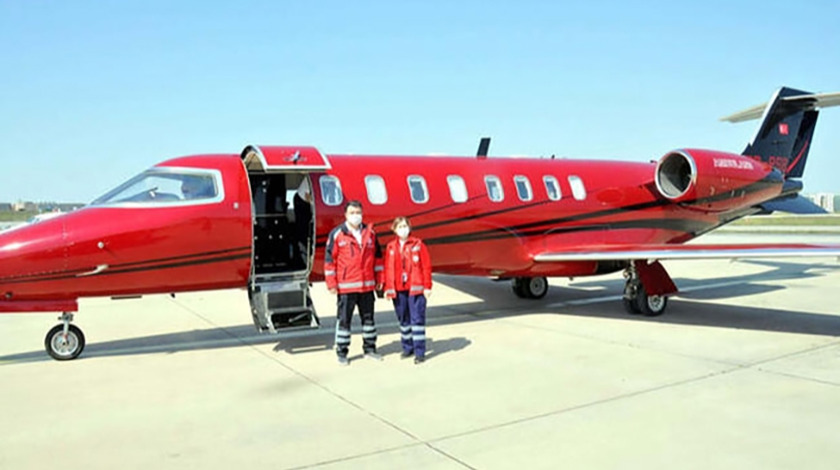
[45,312,85,361]
[512,276,549,299]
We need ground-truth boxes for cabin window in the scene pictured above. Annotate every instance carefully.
[90,169,222,206]
[568,175,587,200]
[407,175,429,204]
[364,175,388,205]
[514,175,533,201]
[543,176,561,201]
[447,175,468,203]
[319,175,344,206]
[484,175,504,202]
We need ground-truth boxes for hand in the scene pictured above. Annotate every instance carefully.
[328,288,337,295]
[424,289,432,299]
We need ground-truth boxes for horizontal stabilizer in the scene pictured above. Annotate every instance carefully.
[534,243,840,262]
[720,91,840,123]
[759,195,828,214]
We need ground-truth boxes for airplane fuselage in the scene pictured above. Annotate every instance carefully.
[0,147,782,311]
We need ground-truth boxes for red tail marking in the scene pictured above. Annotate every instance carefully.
[786,137,810,174]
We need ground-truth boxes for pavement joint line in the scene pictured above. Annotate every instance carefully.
[492,315,748,368]
[741,338,840,369]
[423,339,840,446]
[754,367,840,388]
[167,297,475,470]
[430,365,748,444]
[285,441,477,470]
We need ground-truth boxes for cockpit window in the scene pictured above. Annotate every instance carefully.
[91,169,221,206]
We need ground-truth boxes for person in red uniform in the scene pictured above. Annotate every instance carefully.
[383,216,432,364]
[324,200,385,365]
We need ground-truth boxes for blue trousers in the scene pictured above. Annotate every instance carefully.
[392,291,426,358]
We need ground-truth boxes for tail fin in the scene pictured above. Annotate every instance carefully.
[721,87,840,178]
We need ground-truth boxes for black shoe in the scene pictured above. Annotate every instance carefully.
[400,351,413,359]
[337,356,349,366]
[414,356,425,365]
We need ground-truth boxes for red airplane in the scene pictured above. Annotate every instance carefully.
[2,86,839,361]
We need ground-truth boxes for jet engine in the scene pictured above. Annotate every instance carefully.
[654,149,783,211]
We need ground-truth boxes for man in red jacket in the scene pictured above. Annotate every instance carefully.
[324,200,385,365]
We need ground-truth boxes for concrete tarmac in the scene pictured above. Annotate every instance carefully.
[2,233,840,469]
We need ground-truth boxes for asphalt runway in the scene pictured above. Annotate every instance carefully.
[2,233,840,469]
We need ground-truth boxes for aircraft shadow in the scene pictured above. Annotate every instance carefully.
[432,259,840,337]
[0,311,475,364]
[272,334,472,362]
[1,260,837,364]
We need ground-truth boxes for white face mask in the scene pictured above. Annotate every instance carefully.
[347,214,362,227]
[396,227,410,239]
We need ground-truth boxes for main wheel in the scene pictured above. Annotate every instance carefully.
[623,281,642,315]
[524,277,549,299]
[635,292,668,317]
[45,324,86,361]
[512,278,528,298]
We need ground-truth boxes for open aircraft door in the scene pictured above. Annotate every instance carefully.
[240,145,331,333]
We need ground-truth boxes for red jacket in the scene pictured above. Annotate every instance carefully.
[383,237,432,298]
[324,222,384,294]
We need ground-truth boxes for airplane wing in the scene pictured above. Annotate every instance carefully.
[533,243,840,262]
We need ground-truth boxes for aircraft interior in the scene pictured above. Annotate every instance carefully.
[248,173,314,276]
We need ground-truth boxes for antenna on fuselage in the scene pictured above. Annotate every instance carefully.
[477,137,491,159]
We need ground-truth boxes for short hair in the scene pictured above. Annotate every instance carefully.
[344,200,363,213]
[391,216,410,231]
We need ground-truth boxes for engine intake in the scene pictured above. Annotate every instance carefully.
[655,151,696,199]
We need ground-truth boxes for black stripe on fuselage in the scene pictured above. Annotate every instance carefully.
[424,217,711,246]
[0,247,251,286]
[421,176,780,246]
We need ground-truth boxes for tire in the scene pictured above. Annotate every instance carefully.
[524,277,549,299]
[623,296,642,315]
[45,324,86,361]
[512,278,528,298]
[623,281,642,315]
[635,292,668,317]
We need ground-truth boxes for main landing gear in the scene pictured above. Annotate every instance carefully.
[512,276,549,299]
[622,261,675,317]
[45,312,86,361]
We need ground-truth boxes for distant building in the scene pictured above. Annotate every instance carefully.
[12,201,38,212]
[807,193,838,212]
[39,202,84,212]
[2,201,84,213]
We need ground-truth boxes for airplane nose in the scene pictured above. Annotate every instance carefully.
[0,217,68,301]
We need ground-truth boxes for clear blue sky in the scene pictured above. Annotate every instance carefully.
[2,0,839,202]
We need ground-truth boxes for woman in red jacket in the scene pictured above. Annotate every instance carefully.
[383,216,432,364]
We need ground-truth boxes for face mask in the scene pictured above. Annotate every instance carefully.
[347,214,362,227]
[396,227,410,239]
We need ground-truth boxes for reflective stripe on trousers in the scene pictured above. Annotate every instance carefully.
[335,291,377,356]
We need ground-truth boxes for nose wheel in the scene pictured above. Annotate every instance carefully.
[45,312,86,361]
[512,277,549,299]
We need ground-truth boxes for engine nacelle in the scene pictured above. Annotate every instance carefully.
[654,149,783,211]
